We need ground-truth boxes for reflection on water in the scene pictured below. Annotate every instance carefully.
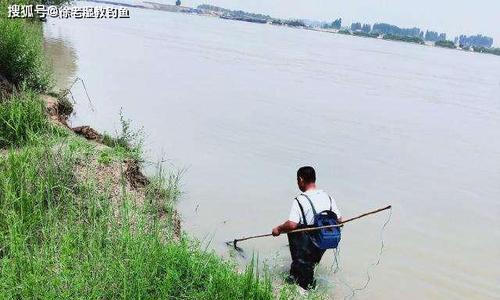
[44,34,78,91]
[43,5,500,300]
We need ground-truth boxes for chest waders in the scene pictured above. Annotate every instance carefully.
[287,194,337,290]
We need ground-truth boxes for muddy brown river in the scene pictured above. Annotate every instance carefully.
[44,4,500,299]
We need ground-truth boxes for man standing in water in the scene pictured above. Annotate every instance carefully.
[272,166,342,290]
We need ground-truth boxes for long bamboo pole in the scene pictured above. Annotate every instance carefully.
[228,205,391,247]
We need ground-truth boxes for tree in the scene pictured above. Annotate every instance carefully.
[361,24,371,33]
[372,23,422,37]
[457,34,493,48]
[321,18,342,30]
[175,0,181,6]
[424,30,446,42]
[425,30,438,41]
[333,18,342,29]
[351,22,362,31]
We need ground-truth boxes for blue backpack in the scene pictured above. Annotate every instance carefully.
[296,194,341,250]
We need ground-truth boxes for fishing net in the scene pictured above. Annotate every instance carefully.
[327,206,393,299]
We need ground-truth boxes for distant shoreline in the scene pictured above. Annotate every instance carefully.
[80,0,500,57]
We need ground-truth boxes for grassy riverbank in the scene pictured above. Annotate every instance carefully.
[0,4,313,299]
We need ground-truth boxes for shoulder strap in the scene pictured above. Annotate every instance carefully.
[294,197,307,225]
[300,194,317,216]
[328,195,333,211]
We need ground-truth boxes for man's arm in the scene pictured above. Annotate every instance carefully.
[273,198,302,236]
[272,220,298,236]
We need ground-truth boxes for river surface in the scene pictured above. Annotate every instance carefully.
[43,4,500,299]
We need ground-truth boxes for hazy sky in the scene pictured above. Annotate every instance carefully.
[179,0,500,46]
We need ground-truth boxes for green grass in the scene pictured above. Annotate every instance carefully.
[0,90,53,148]
[0,140,283,299]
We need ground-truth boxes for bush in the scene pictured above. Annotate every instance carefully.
[383,34,424,44]
[0,7,52,91]
[435,40,456,49]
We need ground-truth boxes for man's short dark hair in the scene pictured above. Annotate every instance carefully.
[297,166,316,183]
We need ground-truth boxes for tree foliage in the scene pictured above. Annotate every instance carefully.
[425,30,446,42]
[456,34,493,48]
[472,46,500,56]
[351,22,361,31]
[322,18,342,29]
[361,24,371,33]
[372,23,422,38]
